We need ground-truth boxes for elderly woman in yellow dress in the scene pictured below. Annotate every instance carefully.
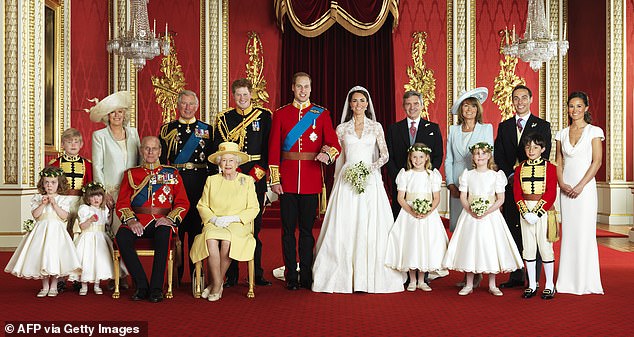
[190,142,259,302]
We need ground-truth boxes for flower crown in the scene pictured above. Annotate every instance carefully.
[408,145,432,154]
[39,167,64,178]
[81,181,105,193]
[469,142,493,152]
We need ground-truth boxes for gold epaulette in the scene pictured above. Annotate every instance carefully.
[269,165,280,185]
[215,107,234,121]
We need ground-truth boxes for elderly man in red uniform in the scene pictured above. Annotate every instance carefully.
[269,72,340,290]
[116,136,189,302]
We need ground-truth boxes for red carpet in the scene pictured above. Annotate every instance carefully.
[1,228,632,336]
[596,228,628,238]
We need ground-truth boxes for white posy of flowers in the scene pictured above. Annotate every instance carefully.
[412,198,432,215]
[343,161,371,194]
[470,198,491,216]
[22,219,35,232]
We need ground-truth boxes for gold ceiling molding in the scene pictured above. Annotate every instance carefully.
[275,0,399,37]
[492,29,525,121]
[245,32,269,108]
[404,32,435,120]
[151,35,186,123]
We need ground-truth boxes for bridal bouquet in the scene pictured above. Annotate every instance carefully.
[470,198,490,217]
[412,198,432,215]
[343,161,371,194]
[22,219,35,232]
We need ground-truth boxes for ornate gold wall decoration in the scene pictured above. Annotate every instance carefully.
[200,0,229,125]
[151,35,186,123]
[606,0,626,181]
[245,32,269,108]
[5,0,19,184]
[404,32,435,119]
[492,29,525,121]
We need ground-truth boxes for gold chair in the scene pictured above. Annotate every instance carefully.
[112,237,176,299]
[192,259,255,299]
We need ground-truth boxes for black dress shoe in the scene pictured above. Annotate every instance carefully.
[148,289,163,303]
[522,288,538,299]
[131,289,148,301]
[286,282,299,290]
[255,278,272,286]
[57,280,66,293]
[500,280,524,288]
[223,278,238,288]
[541,288,556,300]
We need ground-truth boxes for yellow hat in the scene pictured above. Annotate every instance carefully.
[88,91,132,124]
[208,142,249,164]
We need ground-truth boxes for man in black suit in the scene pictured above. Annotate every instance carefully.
[386,90,443,219]
[494,85,551,289]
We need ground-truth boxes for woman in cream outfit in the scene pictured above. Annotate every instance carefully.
[89,91,140,282]
[89,91,140,209]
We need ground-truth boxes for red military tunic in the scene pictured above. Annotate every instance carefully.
[116,164,189,228]
[48,154,93,195]
[513,158,557,217]
[268,100,340,194]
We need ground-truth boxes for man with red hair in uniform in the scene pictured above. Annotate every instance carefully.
[269,72,340,290]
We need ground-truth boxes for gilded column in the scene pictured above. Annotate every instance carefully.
[602,0,633,226]
[449,0,476,127]
[538,0,567,162]
[200,0,229,125]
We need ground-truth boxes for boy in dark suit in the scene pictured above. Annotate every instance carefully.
[494,85,551,289]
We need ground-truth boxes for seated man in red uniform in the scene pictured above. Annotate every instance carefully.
[116,136,189,302]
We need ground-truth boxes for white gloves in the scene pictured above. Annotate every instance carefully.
[214,215,240,228]
[523,212,539,225]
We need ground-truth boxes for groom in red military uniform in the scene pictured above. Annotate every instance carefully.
[116,136,189,302]
[269,72,340,290]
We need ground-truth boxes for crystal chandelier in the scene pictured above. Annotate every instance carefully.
[503,0,568,71]
[106,0,170,70]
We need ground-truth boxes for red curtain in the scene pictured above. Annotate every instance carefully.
[280,17,395,128]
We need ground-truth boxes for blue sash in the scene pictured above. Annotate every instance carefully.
[174,121,208,164]
[130,167,177,207]
[282,106,324,151]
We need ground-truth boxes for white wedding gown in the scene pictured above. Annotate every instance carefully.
[312,117,404,293]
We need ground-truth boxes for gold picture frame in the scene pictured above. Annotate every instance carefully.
[44,0,61,155]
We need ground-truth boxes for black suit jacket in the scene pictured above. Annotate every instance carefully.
[494,114,551,178]
[386,118,443,180]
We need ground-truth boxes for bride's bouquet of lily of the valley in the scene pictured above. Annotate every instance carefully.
[412,198,432,215]
[343,161,371,194]
[470,198,490,217]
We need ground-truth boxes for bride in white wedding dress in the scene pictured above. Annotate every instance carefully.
[312,86,404,293]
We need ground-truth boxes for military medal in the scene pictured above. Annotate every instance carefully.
[199,139,205,148]
[252,120,260,131]
[309,120,318,142]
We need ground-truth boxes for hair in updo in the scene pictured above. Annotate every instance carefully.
[567,91,592,124]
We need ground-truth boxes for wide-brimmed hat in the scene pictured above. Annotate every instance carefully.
[88,91,132,124]
[450,87,488,115]
[208,142,249,164]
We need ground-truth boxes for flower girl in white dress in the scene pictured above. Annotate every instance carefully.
[4,167,81,297]
[385,143,448,292]
[70,182,114,295]
[442,143,523,296]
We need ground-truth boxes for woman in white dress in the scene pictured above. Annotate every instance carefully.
[312,86,404,293]
[445,87,493,232]
[555,91,604,295]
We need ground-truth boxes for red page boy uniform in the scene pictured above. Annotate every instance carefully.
[513,156,557,300]
[268,100,340,289]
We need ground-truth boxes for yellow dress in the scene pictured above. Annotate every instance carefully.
[189,173,259,262]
